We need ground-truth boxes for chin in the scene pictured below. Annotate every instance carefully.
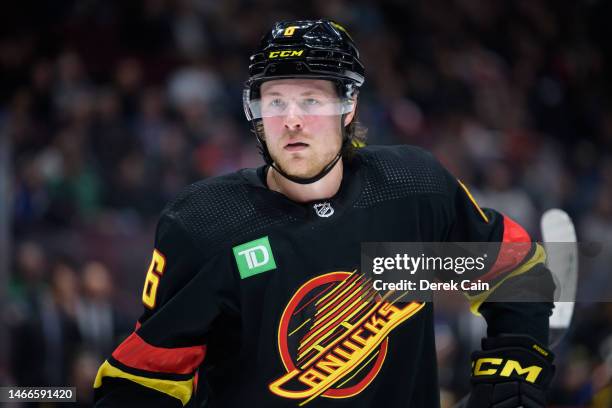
[276,161,319,179]
[285,167,317,179]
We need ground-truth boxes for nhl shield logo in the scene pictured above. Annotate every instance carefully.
[313,202,334,218]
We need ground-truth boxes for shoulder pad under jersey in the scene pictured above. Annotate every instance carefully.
[163,172,296,255]
[353,145,450,208]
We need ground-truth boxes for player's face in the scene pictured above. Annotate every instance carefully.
[260,79,354,179]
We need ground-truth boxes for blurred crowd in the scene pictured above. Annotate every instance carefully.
[1,0,611,406]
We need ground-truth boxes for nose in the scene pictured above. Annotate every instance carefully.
[283,103,303,131]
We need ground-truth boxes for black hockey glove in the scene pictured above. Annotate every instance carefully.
[466,335,555,408]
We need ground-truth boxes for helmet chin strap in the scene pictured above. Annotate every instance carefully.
[269,151,343,185]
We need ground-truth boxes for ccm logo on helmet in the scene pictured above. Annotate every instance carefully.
[472,358,543,383]
[268,49,304,59]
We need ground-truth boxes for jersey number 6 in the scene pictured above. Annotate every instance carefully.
[142,249,166,309]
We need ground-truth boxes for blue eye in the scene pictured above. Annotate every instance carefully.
[303,98,320,106]
[270,98,286,108]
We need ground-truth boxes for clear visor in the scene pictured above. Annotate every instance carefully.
[244,92,355,120]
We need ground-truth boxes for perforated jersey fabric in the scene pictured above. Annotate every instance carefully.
[354,146,448,208]
[159,145,451,255]
[163,145,451,252]
[163,173,299,255]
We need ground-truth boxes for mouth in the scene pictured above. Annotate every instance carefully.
[284,142,309,152]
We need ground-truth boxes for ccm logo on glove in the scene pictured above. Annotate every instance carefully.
[472,358,542,383]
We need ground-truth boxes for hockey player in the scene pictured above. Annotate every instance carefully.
[94,20,555,407]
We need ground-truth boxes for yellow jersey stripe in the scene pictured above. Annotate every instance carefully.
[94,360,193,406]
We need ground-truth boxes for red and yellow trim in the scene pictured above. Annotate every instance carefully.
[463,212,545,315]
[479,215,532,283]
[467,243,546,315]
[94,329,206,404]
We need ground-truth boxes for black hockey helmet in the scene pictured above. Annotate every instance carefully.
[243,19,366,184]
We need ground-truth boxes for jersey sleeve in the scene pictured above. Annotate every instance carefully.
[441,168,555,343]
[94,211,236,407]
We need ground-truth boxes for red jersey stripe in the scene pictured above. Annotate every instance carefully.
[479,215,532,283]
[112,332,206,375]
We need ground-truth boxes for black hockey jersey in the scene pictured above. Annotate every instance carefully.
[94,145,553,407]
